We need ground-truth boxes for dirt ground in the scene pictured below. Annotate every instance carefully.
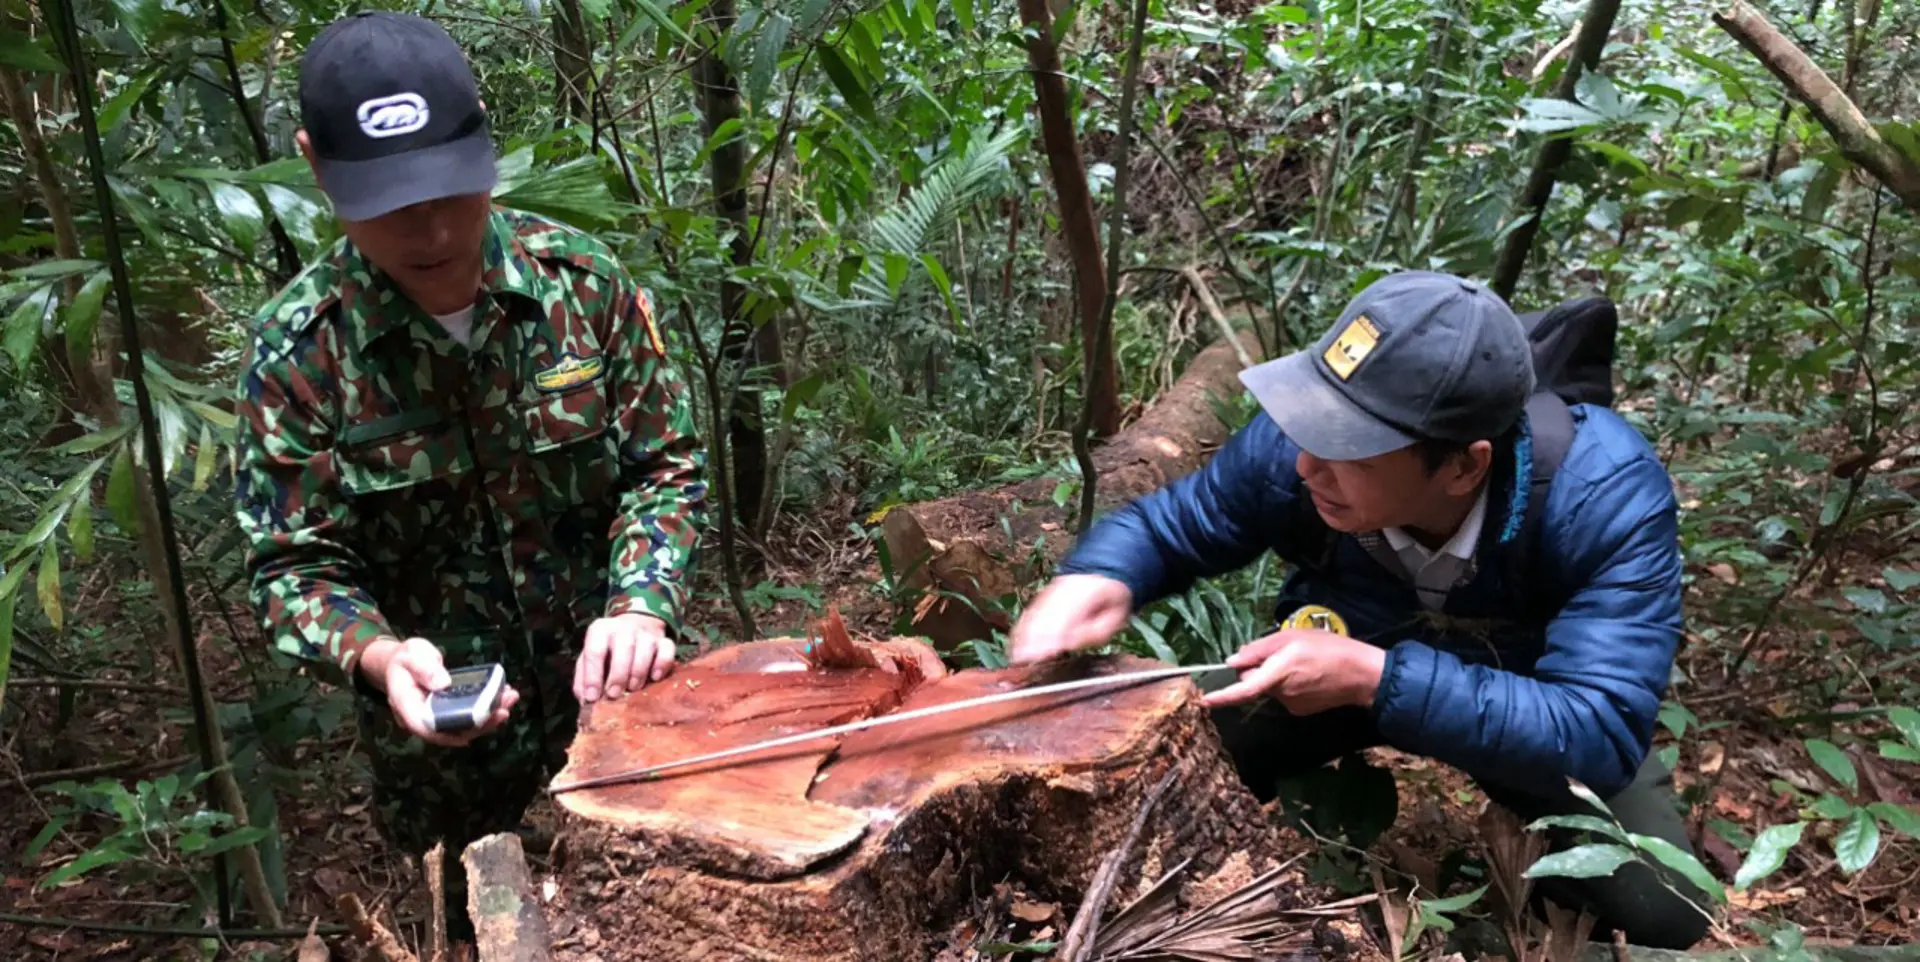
[2,498,1916,960]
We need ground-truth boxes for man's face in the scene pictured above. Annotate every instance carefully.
[336,193,491,313]
[1295,443,1488,534]
[297,129,490,315]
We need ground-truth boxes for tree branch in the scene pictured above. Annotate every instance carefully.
[1712,0,1920,209]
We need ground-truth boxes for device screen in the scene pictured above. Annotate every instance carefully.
[441,666,497,699]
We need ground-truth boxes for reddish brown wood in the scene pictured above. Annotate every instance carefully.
[544,617,1301,962]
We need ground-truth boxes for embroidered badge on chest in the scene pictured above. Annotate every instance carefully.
[533,352,605,393]
[1322,313,1381,381]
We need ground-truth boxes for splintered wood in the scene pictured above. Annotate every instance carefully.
[542,608,1327,962]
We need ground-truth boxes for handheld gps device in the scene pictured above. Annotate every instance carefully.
[427,663,507,733]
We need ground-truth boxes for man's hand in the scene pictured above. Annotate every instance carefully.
[359,637,519,748]
[1201,629,1387,714]
[575,613,675,702]
[1007,575,1134,664]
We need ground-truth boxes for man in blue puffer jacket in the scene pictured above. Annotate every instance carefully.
[1009,271,1711,949]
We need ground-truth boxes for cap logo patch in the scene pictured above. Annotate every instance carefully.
[357,93,431,139]
[1323,314,1381,381]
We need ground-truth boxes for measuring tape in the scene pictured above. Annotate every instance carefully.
[1279,604,1350,636]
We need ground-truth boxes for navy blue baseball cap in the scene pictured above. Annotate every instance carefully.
[297,12,496,221]
[1239,271,1536,460]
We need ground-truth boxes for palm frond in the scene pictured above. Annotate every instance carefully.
[852,126,1022,305]
[1090,853,1365,962]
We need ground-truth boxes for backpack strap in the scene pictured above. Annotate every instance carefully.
[1506,390,1575,621]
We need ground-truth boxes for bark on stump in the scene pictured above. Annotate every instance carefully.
[881,330,1262,649]
[544,627,1299,962]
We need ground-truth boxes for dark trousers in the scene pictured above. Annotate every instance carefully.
[1207,696,1712,950]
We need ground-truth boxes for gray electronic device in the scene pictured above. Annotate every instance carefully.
[427,663,506,733]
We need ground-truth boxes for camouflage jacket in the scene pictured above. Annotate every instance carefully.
[232,207,707,689]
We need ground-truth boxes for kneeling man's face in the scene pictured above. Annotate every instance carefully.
[1294,443,1488,534]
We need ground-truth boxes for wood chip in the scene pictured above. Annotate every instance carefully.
[1010,899,1058,923]
[1700,742,1725,774]
[1707,563,1739,585]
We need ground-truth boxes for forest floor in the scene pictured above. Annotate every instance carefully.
[1,492,1916,961]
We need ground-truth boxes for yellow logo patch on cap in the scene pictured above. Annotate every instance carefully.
[1323,314,1381,381]
[533,353,604,392]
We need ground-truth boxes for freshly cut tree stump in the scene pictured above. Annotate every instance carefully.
[544,616,1300,962]
[880,329,1262,648]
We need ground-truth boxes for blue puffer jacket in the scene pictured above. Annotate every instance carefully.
[1056,403,1685,799]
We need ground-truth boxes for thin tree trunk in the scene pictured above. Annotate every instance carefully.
[1714,0,1920,209]
[695,0,779,538]
[551,0,594,124]
[1370,9,1452,262]
[0,65,111,444]
[1077,0,1150,532]
[1840,0,1881,100]
[1016,0,1120,439]
[1489,0,1624,301]
[211,0,302,281]
[43,6,282,927]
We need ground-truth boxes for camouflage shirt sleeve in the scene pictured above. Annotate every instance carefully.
[600,271,709,634]
[231,326,396,687]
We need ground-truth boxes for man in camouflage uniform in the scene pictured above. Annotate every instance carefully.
[231,12,706,934]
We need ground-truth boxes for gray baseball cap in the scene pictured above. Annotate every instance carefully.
[1239,271,1536,460]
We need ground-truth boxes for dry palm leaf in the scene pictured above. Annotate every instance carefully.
[1089,853,1352,961]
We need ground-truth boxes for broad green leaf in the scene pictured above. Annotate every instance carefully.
[192,422,216,492]
[1524,814,1628,842]
[98,69,159,132]
[0,31,63,72]
[780,370,827,421]
[1627,833,1725,903]
[1734,822,1804,890]
[1888,707,1920,750]
[630,0,693,44]
[109,0,163,47]
[883,252,910,297]
[1575,71,1621,115]
[8,259,100,280]
[920,254,964,329]
[37,543,61,633]
[1802,162,1841,223]
[816,44,875,122]
[576,0,611,22]
[749,12,791,106]
[209,183,265,253]
[1524,843,1634,879]
[107,444,141,536]
[1833,810,1880,874]
[1127,615,1178,664]
[1884,568,1920,593]
[1811,793,1856,820]
[951,0,975,31]
[1883,742,1920,763]
[1804,739,1857,793]
[1511,97,1605,133]
[1580,140,1648,174]
[1657,701,1696,739]
[261,185,324,253]
[68,502,93,563]
[1867,802,1920,839]
[186,401,240,434]
[1843,587,1888,614]
[63,270,110,360]
[39,844,134,889]
[1418,883,1488,914]
[50,424,131,456]
[5,285,53,369]
[1565,779,1614,816]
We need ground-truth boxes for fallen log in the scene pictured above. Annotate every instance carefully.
[541,611,1335,962]
[881,329,1263,649]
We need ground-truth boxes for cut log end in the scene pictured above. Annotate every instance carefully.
[543,614,1341,962]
